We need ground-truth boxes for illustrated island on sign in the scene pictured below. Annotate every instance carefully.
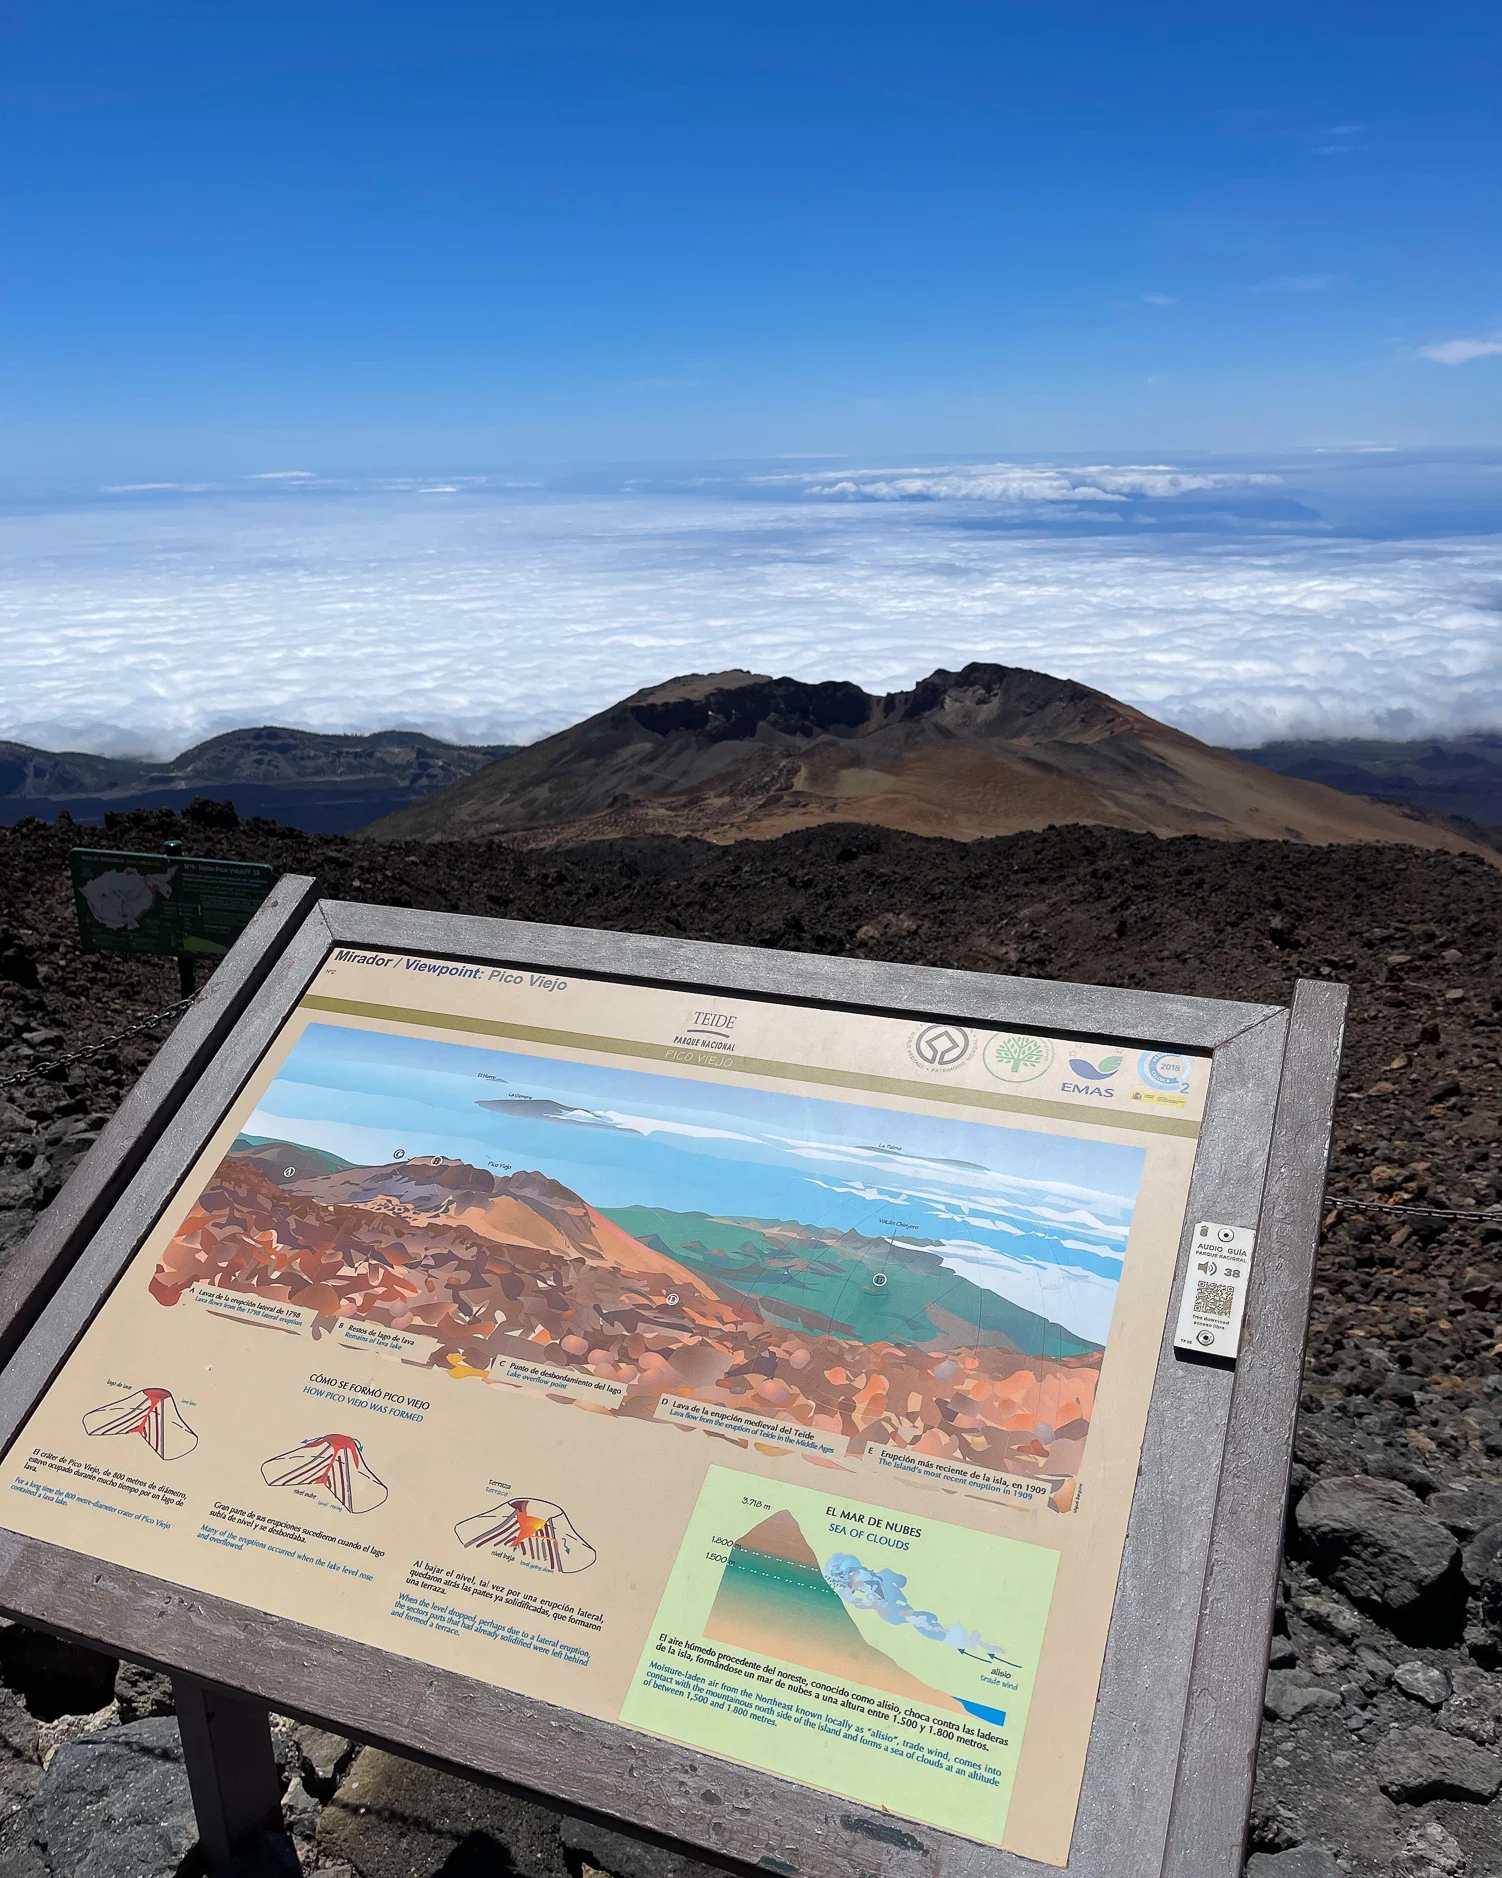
[151,1140,1104,1492]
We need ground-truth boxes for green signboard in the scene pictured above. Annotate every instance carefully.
[69,847,276,961]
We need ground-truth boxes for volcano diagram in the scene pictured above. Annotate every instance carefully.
[455,1496,597,1573]
[82,1387,198,1462]
[260,1432,389,1514]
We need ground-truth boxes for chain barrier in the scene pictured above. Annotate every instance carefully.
[0,997,196,1093]
[1327,1196,1502,1224]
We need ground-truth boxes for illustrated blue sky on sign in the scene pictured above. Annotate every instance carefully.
[243,1022,1145,1346]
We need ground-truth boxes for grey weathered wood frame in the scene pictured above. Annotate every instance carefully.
[0,894,1347,1878]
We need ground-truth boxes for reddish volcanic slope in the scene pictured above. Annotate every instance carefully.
[362,664,1500,863]
[154,1150,1099,1488]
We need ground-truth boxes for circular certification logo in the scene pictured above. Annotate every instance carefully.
[1138,1050,1192,1096]
[982,1032,1056,1083]
[909,1023,975,1071]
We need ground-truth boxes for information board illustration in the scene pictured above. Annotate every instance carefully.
[152,1021,1142,1507]
[0,951,1204,1866]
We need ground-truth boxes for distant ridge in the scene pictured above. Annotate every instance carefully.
[361,664,1502,863]
[0,726,516,835]
[1233,735,1502,833]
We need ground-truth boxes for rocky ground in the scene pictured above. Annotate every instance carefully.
[1,806,1501,1877]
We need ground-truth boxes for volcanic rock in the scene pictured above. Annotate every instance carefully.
[1294,1476,1460,1624]
[316,1747,573,1878]
[1375,1726,1502,1803]
[1393,1818,1469,1877]
[30,1716,197,1877]
[1441,1665,1502,1747]
[1250,1731,1405,1872]
[1264,1673,1342,1722]
[111,1660,173,1725]
[1460,1522,1502,1597]
[1245,1850,1340,1878]
[1392,1661,1453,1708]
[0,1686,40,1821]
[1428,1483,1502,1539]
[279,1719,354,1797]
[561,1817,725,1878]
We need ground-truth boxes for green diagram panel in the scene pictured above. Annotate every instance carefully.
[622,1467,1059,1849]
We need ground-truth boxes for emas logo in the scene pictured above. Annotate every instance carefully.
[1061,1050,1123,1098]
[1133,1050,1192,1108]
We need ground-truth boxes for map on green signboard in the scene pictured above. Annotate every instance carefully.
[69,848,276,960]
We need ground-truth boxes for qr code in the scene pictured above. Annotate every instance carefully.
[1194,1280,1236,1319]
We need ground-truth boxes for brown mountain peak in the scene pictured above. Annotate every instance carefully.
[360,663,1500,865]
[735,1508,821,1568]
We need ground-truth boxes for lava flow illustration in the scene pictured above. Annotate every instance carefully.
[455,1497,596,1572]
[260,1433,388,1514]
[82,1387,198,1461]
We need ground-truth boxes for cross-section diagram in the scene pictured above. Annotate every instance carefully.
[260,1433,389,1514]
[82,1387,198,1461]
[455,1497,596,1572]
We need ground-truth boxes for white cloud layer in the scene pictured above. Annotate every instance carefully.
[761,462,1283,503]
[1420,337,1502,366]
[2,471,1501,756]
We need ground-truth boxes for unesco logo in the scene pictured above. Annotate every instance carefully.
[908,1023,975,1071]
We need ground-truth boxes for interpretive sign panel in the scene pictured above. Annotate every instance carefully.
[69,847,275,959]
[0,899,1346,1878]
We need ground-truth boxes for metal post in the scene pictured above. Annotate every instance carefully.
[178,954,196,999]
[171,1675,284,1869]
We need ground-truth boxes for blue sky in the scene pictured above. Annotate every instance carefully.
[4,0,1500,479]
[243,1024,1144,1343]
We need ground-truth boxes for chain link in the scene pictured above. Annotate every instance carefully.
[1327,1196,1502,1224]
[0,997,196,1092]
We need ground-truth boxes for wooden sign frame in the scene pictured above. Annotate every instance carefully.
[0,880,1346,1878]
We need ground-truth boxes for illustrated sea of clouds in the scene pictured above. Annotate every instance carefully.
[243,1024,1141,1346]
[3,453,1501,755]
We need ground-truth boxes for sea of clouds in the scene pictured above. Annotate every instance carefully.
[3,453,1501,757]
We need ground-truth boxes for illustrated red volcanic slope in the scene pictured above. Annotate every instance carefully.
[361,663,1500,863]
[705,1509,960,1711]
[153,1149,1100,1486]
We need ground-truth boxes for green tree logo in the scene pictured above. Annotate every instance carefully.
[983,1033,1056,1083]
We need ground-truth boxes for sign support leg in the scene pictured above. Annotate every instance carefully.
[178,955,196,998]
[172,1675,284,1868]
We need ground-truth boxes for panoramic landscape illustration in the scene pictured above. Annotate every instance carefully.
[149,1022,1145,1489]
